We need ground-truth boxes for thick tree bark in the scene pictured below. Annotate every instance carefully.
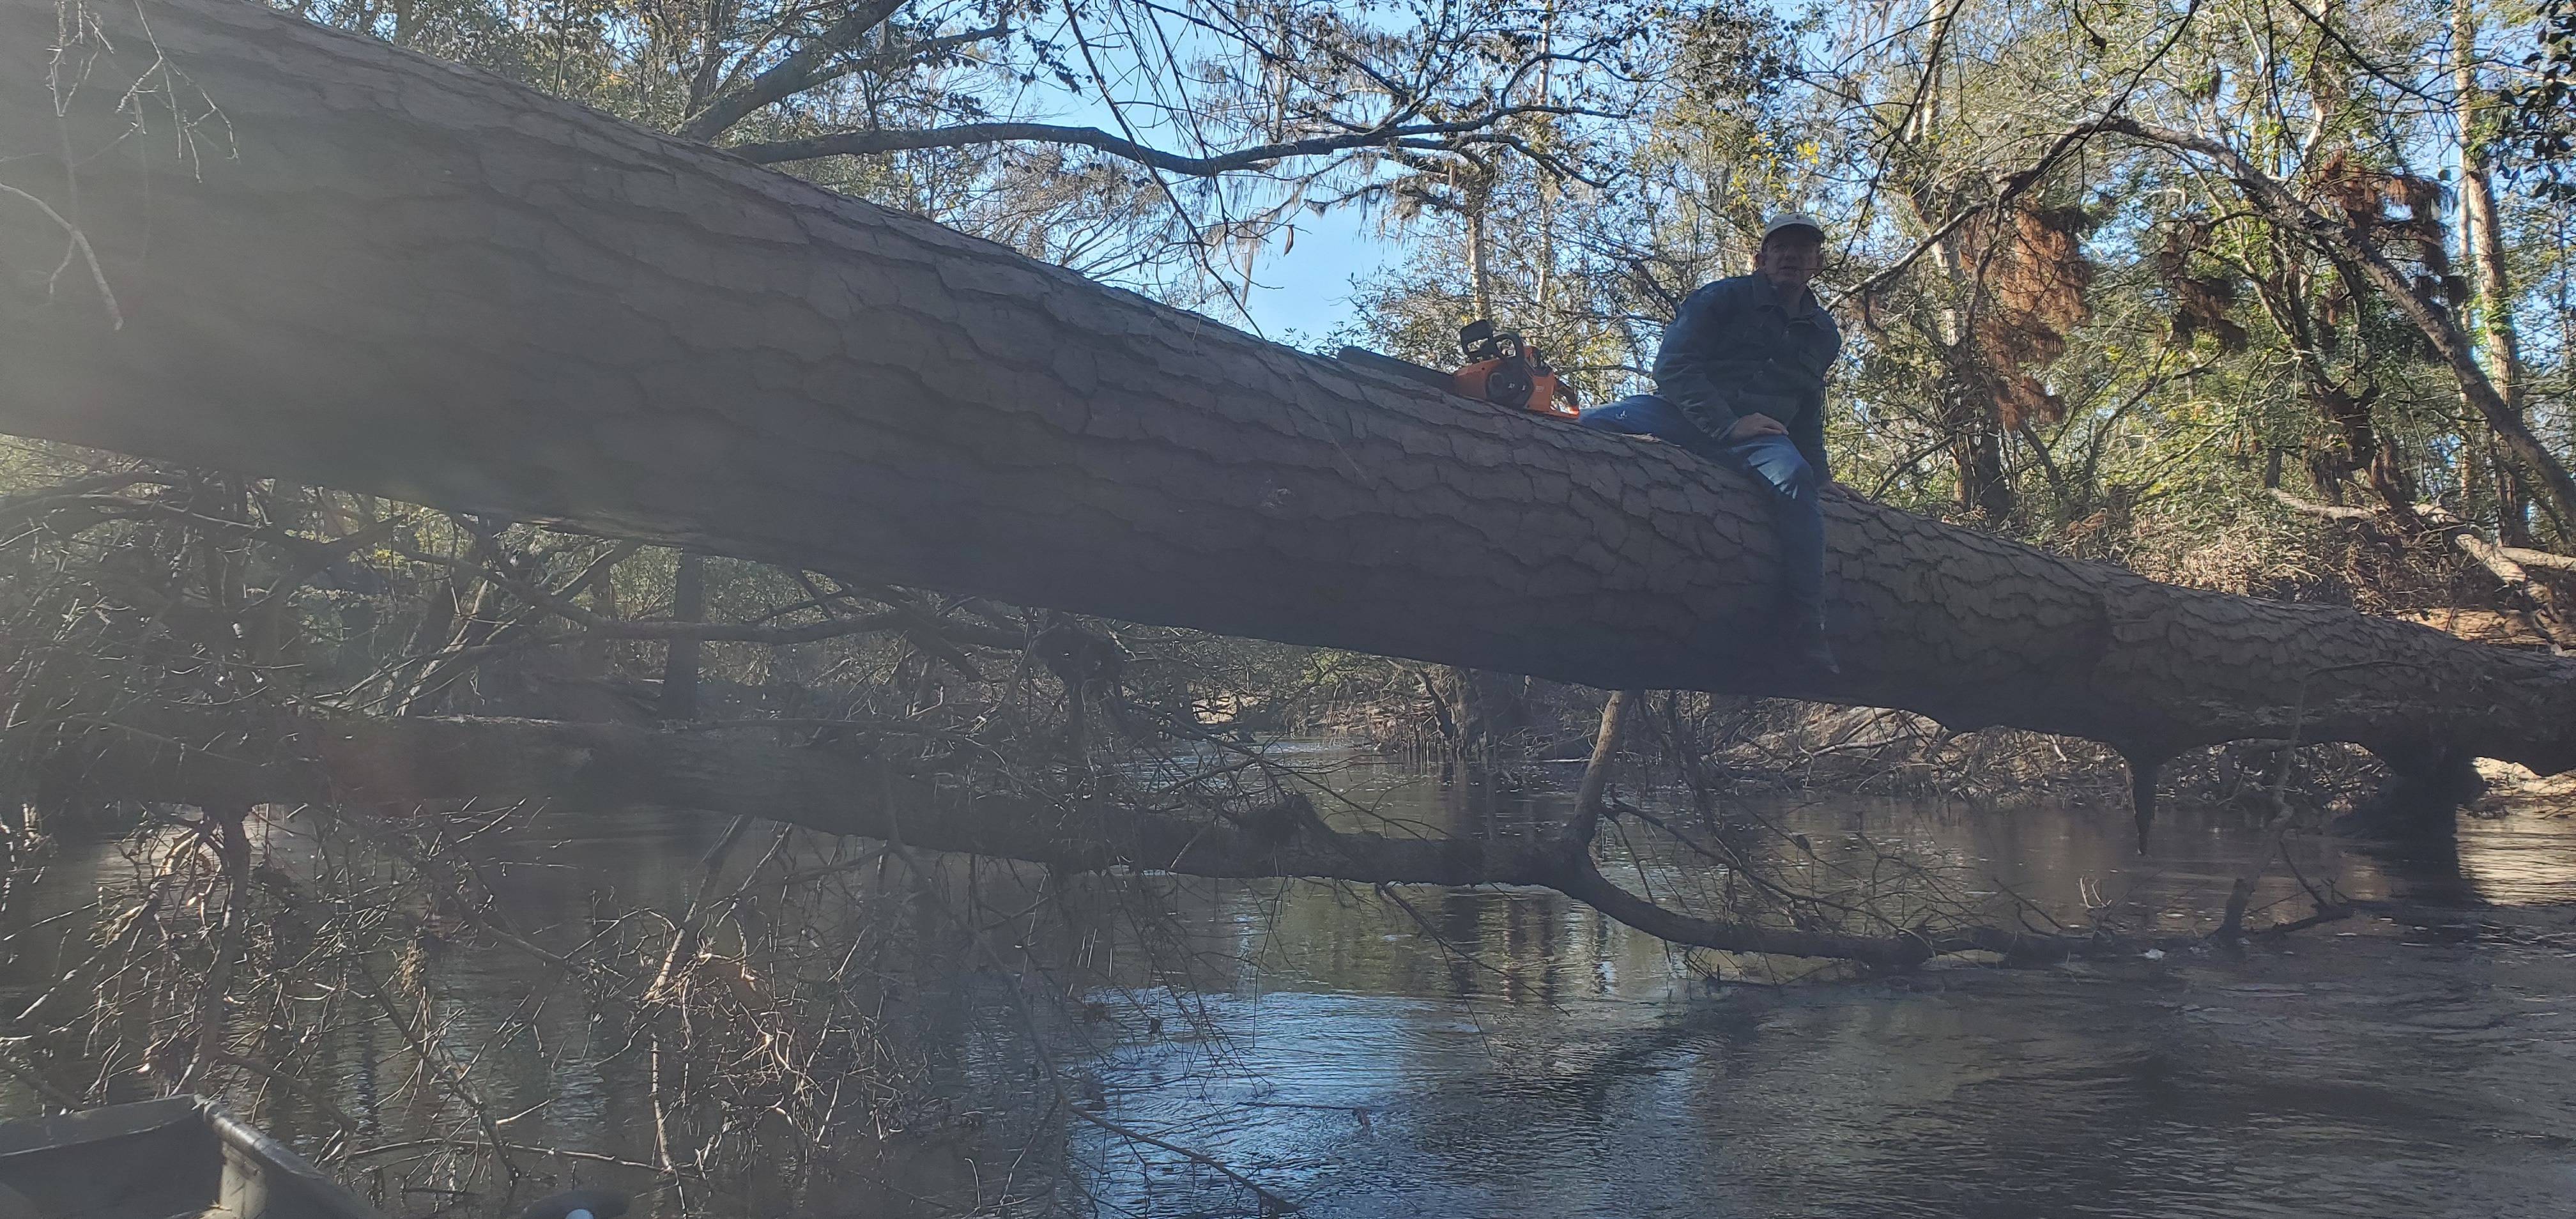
[1,0,2572,778]
[2454,3,2541,544]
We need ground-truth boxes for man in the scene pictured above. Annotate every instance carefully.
[1578,212,1844,673]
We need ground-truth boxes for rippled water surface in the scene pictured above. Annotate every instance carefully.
[9,747,2576,1218]
[1056,754,2576,1218]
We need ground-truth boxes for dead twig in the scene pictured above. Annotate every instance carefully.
[0,180,122,328]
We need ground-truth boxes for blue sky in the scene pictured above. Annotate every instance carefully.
[1230,205,1396,347]
[1010,12,1411,350]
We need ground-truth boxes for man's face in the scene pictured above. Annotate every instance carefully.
[1754,233,1825,292]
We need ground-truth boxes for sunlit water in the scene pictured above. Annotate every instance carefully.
[8,744,2576,1218]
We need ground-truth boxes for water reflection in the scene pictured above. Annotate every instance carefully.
[1064,756,2576,1218]
[3,748,2573,1218]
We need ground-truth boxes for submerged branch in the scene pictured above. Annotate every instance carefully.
[36,707,2322,968]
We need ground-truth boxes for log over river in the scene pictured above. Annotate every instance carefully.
[3,0,2574,801]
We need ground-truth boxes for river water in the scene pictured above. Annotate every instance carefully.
[8,746,2576,1218]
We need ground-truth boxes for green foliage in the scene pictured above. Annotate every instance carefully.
[28,0,2576,648]
[2502,0,2576,199]
[1338,0,2573,599]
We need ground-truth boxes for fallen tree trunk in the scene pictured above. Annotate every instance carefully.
[1,0,2571,781]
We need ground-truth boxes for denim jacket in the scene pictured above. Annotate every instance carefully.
[1651,273,1843,479]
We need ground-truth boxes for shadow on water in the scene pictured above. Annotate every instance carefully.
[6,744,2576,1218]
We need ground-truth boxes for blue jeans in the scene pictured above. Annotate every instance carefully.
[1577,394,1824,620]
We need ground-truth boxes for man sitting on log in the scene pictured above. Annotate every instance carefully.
[1579,212,1846,673]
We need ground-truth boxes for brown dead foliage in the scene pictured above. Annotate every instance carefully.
[2312,151,2457,290]
[2154,220,2248,353]
[1958,204,2097,427]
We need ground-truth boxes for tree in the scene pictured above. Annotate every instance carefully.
[3,0,2572,797]
[270,0,1659,311]
[6,0,2571,1204]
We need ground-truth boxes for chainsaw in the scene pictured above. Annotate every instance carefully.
[1337,319,1579,418]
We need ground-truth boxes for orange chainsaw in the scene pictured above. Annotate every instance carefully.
[1337,319,1580,418]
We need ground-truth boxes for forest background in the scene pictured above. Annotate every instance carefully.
[13,0,2576,742]
[1,0,2575,1209]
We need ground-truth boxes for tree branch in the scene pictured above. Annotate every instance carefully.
[1568,690,1634,845]
[726,111,1588,178]
[1833,120,2107,307]
[1551,857,1933,969]
[2269,488,2376,521]
[675,0,910,143]
[2094,116,2576,529]
[33,708,1932,964]
[2269,491,2567,645]
[0,470,176,532]
[2503,547,2576,574]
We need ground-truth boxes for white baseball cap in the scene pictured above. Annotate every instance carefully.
[1761,211,1825,241]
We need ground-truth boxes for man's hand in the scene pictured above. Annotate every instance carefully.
[1726,412,1787,440]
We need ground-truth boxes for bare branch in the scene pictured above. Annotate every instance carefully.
[675,0,910,143]
[0,180,122,328]
[0,469,178,532]
[726,109,1594,178]
[2503,548,2576,574]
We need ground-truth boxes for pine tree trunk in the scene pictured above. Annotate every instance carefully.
[1,0,2572,782]
[2455,0,2540,544]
